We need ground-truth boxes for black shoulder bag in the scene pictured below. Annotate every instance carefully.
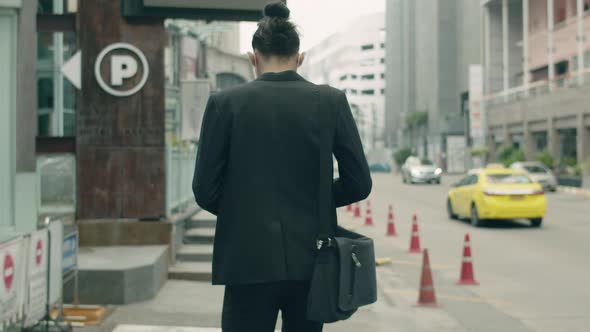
[306,85,378,323]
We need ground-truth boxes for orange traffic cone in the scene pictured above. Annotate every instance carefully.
[386,205,397,236]
[353,202,361,218]
[408,214,421,253]
[417,249,437,306]
[365,201,373,226]
[457,233,479,285]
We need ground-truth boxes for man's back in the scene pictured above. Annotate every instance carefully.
[193,70,372,285]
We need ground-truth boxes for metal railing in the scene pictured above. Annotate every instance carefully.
[482,68,590,107]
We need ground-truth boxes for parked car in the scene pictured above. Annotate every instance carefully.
[401,157,442,184]
[510,161,557,192]
[447,166,546,227]
[369,162,392,173]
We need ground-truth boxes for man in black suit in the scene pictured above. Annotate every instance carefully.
[192,2,372,331]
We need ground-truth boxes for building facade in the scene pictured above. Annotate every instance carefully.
[385,0,482,172]
[481,0,590,166]
[300,13,387,151]
[1,1,259,330]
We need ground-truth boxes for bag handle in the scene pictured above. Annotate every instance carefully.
[317,85,336,248]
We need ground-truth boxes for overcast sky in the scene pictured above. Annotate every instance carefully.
[239,0,385,53]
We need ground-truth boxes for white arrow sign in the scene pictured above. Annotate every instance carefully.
[62,50,81,90]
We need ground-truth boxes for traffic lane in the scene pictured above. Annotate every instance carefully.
[365,173,590,332]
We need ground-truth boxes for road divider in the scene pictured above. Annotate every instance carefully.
[557,186,590,198]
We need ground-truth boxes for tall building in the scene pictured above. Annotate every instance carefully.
[385,0,482,172]
[481,0,590,165]
[300,13,387,151]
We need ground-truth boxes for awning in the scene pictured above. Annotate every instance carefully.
[123,0,286,21]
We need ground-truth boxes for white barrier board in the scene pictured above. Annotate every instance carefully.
[0,237,25,329]
[24,229,49,327]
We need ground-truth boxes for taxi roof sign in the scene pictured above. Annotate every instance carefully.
[123,0,286,22]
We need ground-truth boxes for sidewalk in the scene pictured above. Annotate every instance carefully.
[76,200,526,332]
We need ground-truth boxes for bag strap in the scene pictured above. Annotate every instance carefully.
[317,85,336,249]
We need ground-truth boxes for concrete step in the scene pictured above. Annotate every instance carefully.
[176,244,213,262]
[168,262,212,282]
[186,210,217,229]
[183,228,216,244]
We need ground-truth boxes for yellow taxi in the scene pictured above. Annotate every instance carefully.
[447,166,546,227]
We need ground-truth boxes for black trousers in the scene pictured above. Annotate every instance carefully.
[222,281,324,332]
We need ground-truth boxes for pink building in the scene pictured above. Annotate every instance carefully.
[528,0,590,80]
[481,0,590,166]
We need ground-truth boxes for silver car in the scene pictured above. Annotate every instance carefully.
[511,161,557,192]
[401,156,443,184]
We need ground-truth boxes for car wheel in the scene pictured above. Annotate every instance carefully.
[471,204,483,227]
[530,218,543,227]
[435,179,441,185]
[402,176,407,183]
[447,199,458,220]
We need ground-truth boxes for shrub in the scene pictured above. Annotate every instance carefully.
[394,148,413,167]
[536,150,554,169]
[471,147,490,157]
[496,145,525,167]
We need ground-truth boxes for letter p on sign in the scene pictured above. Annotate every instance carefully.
[111,55,138,86]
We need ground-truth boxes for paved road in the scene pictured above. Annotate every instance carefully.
[82,172,590,332]
[336,172,590,332]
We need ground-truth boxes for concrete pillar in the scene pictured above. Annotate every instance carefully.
[488,134,498,162]
[548,119,561,161]
[548,0,555,90]
[523,0,530,90]
[577,0,585,85]
[504,125,514,147]
[578,116,590,163]
[523,123,536,160]
[502,0,510,95]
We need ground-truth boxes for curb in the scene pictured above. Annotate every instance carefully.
[557,186,590,198]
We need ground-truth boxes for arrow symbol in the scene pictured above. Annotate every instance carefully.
[62,50,81,90]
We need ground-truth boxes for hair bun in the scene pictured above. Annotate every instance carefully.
[263,1,290,19]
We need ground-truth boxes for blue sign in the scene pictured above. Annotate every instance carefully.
[62,232,78,274]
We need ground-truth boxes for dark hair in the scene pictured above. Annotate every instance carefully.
[252,1,300,57]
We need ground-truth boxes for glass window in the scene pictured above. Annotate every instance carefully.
[340,74,347,81]
[361,89,375,95]
[37,32,54,64]
[361,44,374,51]
[38,77,54,109]
[523,165,549,174]
[459,174,478,186]
[38,0,78,14]
[351,74,358,79]
[361,74,375,80]
[486,174,532,184]
[37,30,78,137]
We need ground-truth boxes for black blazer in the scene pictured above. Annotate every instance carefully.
[193,70,372,285]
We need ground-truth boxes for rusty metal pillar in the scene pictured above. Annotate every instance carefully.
[77,0,166,220]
